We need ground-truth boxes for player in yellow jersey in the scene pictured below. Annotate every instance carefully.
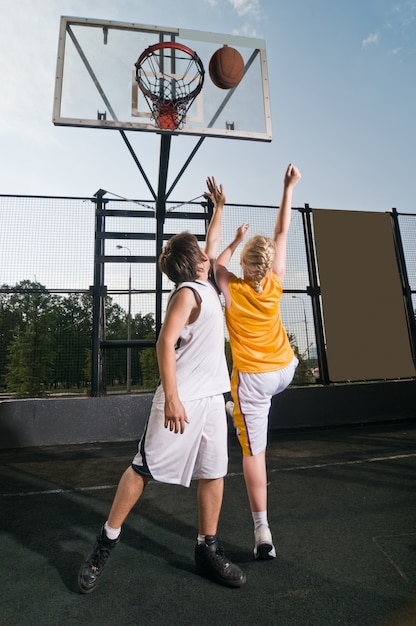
[214,163,301,560]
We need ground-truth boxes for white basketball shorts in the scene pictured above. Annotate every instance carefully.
[132,387,228,487]
[231,356,298,456]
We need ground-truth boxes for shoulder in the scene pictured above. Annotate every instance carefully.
[177,280,210,294]
[228,276,246,292]
[269,272,282,285]
[267,272,283,293]
[175,279,220,304]
[169,284,201,308]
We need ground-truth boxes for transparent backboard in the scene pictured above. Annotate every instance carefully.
[53,16,272,141]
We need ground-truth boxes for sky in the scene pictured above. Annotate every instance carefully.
[1,0,415,212]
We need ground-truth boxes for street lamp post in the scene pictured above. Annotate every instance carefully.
[117,245,131,392]
[292,296,311,362]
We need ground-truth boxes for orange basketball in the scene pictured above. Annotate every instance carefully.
[209,46,245,90]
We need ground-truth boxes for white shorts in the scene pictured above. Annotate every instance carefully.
[231,357,298,456]
[132,387,228,487]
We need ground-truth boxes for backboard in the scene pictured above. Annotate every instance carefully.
[53,16,272,142]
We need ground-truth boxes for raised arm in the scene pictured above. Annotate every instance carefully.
[203,176,226,266]
[272,163,301,280]
[214,223,250,307]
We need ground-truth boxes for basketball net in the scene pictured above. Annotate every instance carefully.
[135,42,205,131]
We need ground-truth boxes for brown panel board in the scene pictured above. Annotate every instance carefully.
[312,209,416,381]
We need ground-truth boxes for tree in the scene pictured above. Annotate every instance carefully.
[0,280,159,396]
[287,331,315,385]
[5,281,56,396]
[51,293,92,389]
[139,347,159,390]
[0,286,22,389]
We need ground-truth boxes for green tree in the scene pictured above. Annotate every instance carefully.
[51,293,92,390]
[139,347,159,390]
[5,281,56,396]
[287,331,314,385]
[104,304,158,390]
[0,286,22,389]
[134,312,157,387]
[104,298,129,387]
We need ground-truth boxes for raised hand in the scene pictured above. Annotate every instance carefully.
[204,176,226,207]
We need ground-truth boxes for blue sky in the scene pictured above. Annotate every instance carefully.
[1,0,415,212]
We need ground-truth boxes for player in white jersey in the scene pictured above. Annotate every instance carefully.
[78,177,246,594]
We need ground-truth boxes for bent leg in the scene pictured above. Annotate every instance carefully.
[107,466,148,528]
[78,467,148,594]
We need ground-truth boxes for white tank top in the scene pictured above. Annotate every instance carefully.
[167,280,230,401]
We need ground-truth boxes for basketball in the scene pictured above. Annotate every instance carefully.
[208,46,245,90]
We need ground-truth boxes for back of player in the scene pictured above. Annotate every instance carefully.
[214,163,301,560]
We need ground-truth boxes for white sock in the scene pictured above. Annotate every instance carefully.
[252,511,268,530]
[104,521,121,540]
[197,534,206,545]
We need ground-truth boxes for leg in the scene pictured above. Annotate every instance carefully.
[242,450,267,513]
[192,395,246,587]
[243,450,276,560]
[194,477,246,587]
[197,477,223,535]
[78,466,148,594]
[108,466,148,528]
[229,370,276,559]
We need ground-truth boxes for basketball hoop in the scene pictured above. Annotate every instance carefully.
[135,42,204,131]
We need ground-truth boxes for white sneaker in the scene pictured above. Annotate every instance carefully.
[254,525,276,560]
[225,401,235,418]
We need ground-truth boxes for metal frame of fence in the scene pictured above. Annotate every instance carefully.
[1,194,415,398]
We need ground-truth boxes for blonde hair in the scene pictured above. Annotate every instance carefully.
[240,235,275,293]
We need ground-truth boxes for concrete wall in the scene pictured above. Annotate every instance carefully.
[270,378,416,429]
[1,379,415,449]
[0,394,152,449]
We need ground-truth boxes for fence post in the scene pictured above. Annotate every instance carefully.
[390,208,416,366]
[302,204,330,385]
[90,191,108,396]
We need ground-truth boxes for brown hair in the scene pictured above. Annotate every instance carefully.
[240,235,275,293]
[158,231,207,285]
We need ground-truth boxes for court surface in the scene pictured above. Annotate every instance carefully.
[1,418,415,625]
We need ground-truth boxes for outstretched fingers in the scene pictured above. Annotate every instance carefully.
[204,176,226,205]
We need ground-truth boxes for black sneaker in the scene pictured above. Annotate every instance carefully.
[78,526,120,594]
[194,535,247,588]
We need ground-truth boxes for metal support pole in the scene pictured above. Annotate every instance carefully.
[292,295,311,362]
[127,262,131,391]
[155,134,172,336]
[390,208,416,365]
[116,244,132,391]
[91,191,108,396]
[302,204,330,384]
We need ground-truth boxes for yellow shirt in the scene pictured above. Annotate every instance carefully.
[225,273,294,373]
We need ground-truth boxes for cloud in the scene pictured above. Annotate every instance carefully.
[362,32,379,48]
[362,2,416,55]
[228,0,262,20]
[203,0,263,37]
[392,0,416,28]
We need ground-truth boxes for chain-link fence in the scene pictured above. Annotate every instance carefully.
[1,194,414,398]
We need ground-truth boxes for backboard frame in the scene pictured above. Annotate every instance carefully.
[53,16,272,142]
